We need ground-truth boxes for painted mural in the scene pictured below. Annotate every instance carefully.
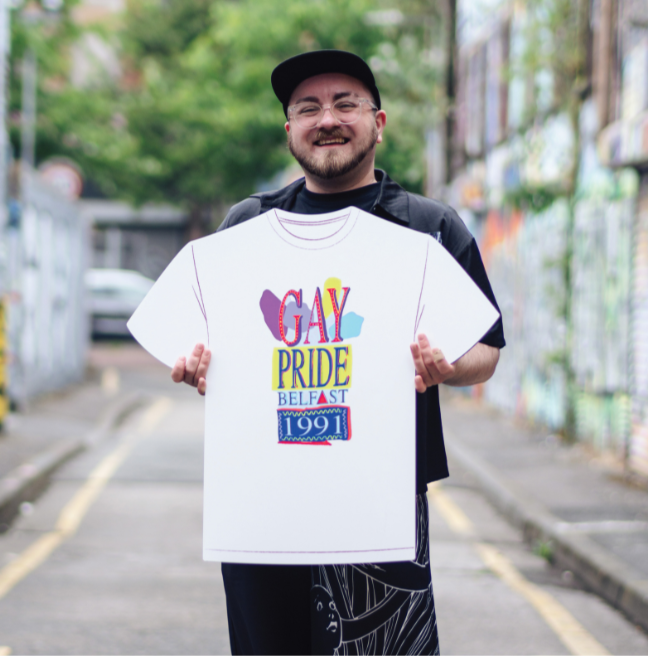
[479,185,637,447]
[481,202,568,431]
[452,5,648,478]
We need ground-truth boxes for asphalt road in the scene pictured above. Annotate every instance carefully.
[0,346,647,655]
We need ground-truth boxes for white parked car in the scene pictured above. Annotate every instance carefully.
[86,268,154,337]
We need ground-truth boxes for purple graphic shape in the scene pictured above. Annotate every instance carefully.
[285,300,311,342]
[259,290,312,342]
[260,290,282,341]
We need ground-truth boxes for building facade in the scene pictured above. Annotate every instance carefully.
[449,0,648,477]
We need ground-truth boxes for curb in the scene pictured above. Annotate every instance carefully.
[0,391,147,532]
[446,433,648,634]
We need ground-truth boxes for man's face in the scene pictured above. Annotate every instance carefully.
[285,73,386,181]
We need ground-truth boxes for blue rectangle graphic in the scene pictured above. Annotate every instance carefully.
[277,406,351,444]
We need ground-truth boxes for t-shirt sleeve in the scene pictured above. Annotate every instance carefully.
[127,243,210,368]
[438,206,506,349]
[414,235,501,364]
[450,238,505,349]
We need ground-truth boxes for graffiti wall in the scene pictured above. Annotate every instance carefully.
[481,202,569,430]
[469,95,638,457]
[571,196,634,454]
[451,4,648,473]
[480,190,636,447]
[630,176,648,476]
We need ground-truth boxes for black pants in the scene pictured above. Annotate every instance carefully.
[222,494,439,655]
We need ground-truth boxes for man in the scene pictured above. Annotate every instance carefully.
[172,50,505,655]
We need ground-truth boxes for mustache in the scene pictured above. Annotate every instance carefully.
[314,127,347,141]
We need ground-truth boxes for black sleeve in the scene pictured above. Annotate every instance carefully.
[217,197,263,232]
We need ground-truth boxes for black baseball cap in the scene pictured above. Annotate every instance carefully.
[271,50,381,118]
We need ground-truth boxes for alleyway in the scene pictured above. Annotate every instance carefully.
[0,345,647,654]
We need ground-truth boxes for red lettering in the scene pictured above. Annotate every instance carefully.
[303,288,329,344]
[327,287,350,342]
[279,289,302,347]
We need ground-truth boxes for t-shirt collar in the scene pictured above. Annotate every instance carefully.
[253,169,410,226]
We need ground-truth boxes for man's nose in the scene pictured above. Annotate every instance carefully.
[317,106,340,128]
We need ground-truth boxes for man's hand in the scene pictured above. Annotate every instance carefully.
[171,343,211,396]
[410,333,499,392]
[410,334,455,393]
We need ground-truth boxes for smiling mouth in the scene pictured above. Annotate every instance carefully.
[315,138,349,146]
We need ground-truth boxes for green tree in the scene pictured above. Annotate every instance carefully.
[368,1,446,190]
[9,0,85,164]
[13,0,449,226]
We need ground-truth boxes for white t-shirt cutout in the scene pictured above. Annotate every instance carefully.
[128,206,499,564]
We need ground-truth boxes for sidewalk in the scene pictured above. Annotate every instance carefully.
[441,392,648,633]
[0,348,149,532]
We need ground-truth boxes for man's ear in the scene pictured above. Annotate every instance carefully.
[285,121,290,134]
[375,110,387,144]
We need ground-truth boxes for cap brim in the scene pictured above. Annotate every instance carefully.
[271,50,381,117]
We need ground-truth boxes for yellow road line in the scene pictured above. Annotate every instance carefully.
[0,397,172,602]
[475,542,609,656]
[100,366,120,396]
[427,482,474,536]
[427,483,610,656]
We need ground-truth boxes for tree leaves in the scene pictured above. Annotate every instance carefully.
[12,0,448,216]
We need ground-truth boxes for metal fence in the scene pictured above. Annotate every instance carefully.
[7,167,89,404]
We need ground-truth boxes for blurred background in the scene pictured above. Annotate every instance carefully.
[2,1,648,653]
[2,0,648,477]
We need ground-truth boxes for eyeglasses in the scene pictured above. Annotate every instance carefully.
[287,98,377,129]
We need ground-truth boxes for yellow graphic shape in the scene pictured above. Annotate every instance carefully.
[322,277,342,318]
[273,344,352,391]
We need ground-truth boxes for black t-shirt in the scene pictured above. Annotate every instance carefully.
[287,182,500,493]
[292,183,380,215]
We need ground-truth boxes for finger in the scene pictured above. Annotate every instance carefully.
[418,334,454,379]
[193,349,211,385]
[414,374,427,394]
[410,342,435,388]
[197,377,207,396]
[426,348,454,377]
[410,342,435,386]
[184,343,205,385]
[171,356,186,383]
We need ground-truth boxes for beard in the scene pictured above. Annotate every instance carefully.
[287,124,378,180]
